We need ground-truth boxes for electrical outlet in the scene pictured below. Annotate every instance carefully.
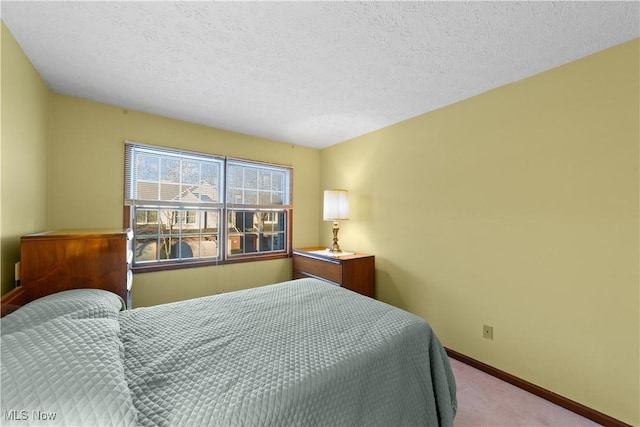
[483,325,493,340]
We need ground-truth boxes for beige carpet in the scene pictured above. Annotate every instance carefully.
[450,358,602,427]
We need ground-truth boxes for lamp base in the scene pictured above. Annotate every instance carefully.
[329,221,342,252]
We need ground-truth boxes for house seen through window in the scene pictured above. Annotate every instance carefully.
[124,142,292,271]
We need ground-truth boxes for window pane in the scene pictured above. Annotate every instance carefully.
[201,234,218,258]
[135,209,160,235]
[160,238,173,260]
[272,192,283,205]
[258,170,271,190]
[182,160,200,185]
[194,182,218,203]
[158,210,177,232]
[160,183,180,201]
[202,211,219,233]
[178,238,197,258]
[201,163,219,187]
[244,190,258,205]
[260,233,285,252]
[245,169,258,189]
[242,234,259,253]
[228,234,242,254]
[228,165,242,188]
[200,163,221,203]
[161,158,180,183]
[136,154,159,181]
[187,211,197,225]
[227,189,242,205]
[134,237,159,263]
[135,209,146,224]
[259,192,271,205]
[137,182,159,201]
[272,172,284,191]
[231,211,255,231]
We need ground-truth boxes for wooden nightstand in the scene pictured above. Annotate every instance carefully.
[292,247,375,298]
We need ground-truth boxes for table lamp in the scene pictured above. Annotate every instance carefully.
[323,189,349,252]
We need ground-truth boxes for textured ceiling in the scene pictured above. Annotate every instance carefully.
[2,1,638,149]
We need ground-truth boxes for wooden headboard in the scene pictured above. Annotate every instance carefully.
[1,229,132,317]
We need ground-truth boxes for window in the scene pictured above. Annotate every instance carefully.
[124,143,292,271]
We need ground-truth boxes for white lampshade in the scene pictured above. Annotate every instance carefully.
[323,190,350,221]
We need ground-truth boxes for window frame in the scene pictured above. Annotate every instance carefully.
[124,142,293,273]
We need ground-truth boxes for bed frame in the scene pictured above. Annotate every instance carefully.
[1,286,28,317]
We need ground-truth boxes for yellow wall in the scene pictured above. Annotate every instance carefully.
[48,93,320,306]
[320,39,639,424]
[0,23,50,295]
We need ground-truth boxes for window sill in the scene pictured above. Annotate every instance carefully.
[131,251,291,274]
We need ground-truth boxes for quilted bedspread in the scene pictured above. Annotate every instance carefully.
[1,290,137,427]
[1,280,456,427]
[119,278,457,427]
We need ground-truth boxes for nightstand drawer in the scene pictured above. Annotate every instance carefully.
[293,254,342,284]
[292,247,375,298]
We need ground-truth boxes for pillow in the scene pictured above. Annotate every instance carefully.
[1,315,138,426]
[1,289,125,336]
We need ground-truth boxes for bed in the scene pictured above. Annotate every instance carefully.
[1,278,457,426]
